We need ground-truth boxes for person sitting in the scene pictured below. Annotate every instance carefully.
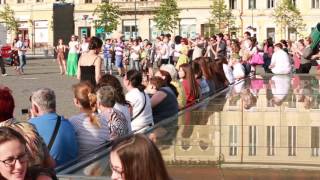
[96,86,130,140]
[29,88,78,166]
[0,86,55,168]
[146,76,179,124]
[269,43,292,74]
[96,74,132,132]
[231,54,245,81]
[69,82,110,156]
[123,70,153,131]
[110,134,171,180]
[0,127,30,179]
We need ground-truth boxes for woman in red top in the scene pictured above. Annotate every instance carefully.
[178,63,200,107]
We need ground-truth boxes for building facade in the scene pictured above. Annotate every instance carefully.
[0,0,320,49]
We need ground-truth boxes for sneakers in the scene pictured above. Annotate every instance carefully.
[1,73,8,77]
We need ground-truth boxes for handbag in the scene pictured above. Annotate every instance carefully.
[250,52,264,65]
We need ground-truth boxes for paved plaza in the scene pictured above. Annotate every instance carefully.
[1,58,79,121]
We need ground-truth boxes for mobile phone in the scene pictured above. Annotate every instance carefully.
[21,109,29,114]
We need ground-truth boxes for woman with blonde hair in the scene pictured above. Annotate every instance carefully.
[110,134,171,180]
[69,82,109,156]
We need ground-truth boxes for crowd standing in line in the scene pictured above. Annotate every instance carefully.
[0,30,320,179]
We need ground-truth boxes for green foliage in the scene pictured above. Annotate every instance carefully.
[154,0,180,33]
[93,1,120,33]
[273,0,305,37]
[0,4,18,34]
[210,0,235,34]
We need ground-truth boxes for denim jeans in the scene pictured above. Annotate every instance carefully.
[0,57,6,74]
[19,54,26,72]
[103,57,112,72]
[133,60,140,71]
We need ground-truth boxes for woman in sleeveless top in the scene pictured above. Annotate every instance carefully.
[77,36,103,87]
[55,38,67,75]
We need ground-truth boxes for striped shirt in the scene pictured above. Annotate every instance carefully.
[69,113,110,156]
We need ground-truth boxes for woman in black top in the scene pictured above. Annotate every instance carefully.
[77,36,103,87]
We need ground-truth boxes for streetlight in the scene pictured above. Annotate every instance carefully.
[134,0,137,38]
[250,0,254,27]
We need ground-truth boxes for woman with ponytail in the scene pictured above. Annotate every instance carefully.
[69,82,109,156]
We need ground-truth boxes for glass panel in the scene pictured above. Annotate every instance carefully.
[57,75,320,179]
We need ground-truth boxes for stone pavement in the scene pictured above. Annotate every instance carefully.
[0,58,79,121]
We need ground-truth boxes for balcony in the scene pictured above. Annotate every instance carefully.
[111,1,161,12]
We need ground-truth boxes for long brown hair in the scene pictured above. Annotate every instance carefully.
[111,134,171,180]
[179,63,200,99]
[194,57,213,80]
[73,82,100,128]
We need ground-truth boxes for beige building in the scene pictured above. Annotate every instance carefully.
[1,0,320,49]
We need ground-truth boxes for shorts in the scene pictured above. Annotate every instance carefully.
[115,55,123,68]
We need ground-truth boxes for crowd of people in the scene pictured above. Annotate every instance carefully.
[0,30,320,180]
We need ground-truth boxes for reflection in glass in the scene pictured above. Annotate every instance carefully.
[288,126,296,156]
[267,126,275,156]
[249,126,257,156]
[311,127,320,157]
[229,125,238,156]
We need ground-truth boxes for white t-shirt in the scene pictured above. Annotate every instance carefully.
[223,64,235,84]
[131,45,140,61]
[161,43,170,59]
[114,102,132,132]
[174,44,182,57]
[69,113,109,156]
[270,49,292,74]
[69,41,79,53]
[15,40,25,56]
[125,88,153,131]
[81,42,89,54]
[232,63,245,80]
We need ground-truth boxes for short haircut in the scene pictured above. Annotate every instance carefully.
[96,86,116,108]
[31,88,56,113]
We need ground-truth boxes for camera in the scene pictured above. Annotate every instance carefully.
[21,109,29,114]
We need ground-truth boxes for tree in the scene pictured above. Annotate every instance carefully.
[0,4,18,35]
[93,1,120,33]
[273,0,305,39]
[210,0,235,34]
[154,0,180,33]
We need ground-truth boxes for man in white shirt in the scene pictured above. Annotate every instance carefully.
[160,36,170,65]
[269,43,292,74]
[15,34,27,74]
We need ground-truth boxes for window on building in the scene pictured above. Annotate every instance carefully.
[267,0,274,8]
[267,126,275,156]
[292,0,296,6]
[249,126,257,156]
[312,0,320,8]
[17,0,24,3]
[0,0,6,4]
[36,0,43,2]
[288,126,296,156]
[85,0,92,3]
[311,127,320,156]
[266,27,275,42]
[229,0,237,9]
[248,0,256,9]
[229,125,238,156]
